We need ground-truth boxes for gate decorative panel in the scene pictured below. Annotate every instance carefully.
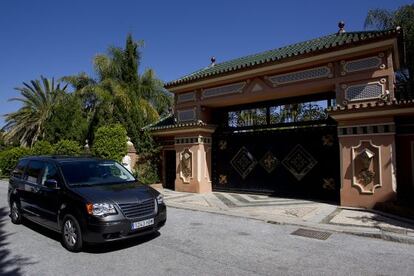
[212,125,340,201]
[230,147,257,179]
[282,144,317,181]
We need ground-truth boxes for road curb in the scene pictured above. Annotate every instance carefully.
[167,203,414,245]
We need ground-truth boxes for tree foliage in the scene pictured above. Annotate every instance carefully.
[92,124,127,162]
[365,3,414,85]
[54,140,82,155]
[2,34,170,182]
[0,147,31,176]
[0,131,7,151]
[31,140,54,155]
[44,93,88,144]
[62,34,172,151]
[2,76,67,147]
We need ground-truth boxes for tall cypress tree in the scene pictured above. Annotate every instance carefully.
[122,34,140,84]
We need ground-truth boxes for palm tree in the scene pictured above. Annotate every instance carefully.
[61,34,172,150]
[2,76,67,146]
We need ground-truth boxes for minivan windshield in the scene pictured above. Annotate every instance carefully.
[60,160,135,186]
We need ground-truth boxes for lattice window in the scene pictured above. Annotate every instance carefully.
[344,57,382,73]
[268,66,330,85]
[202,82,246,98]
[345,82,383,101]
[177,92,195,103]
[177,109,196,122]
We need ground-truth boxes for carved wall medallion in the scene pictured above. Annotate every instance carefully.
[351,141,381,194]
[180,148,192,183]
[356,148,376,186]
[357,169,375,186]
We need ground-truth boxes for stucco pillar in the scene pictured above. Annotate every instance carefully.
[174,133,212,193]
[126,137,138,172]
[338,120,397,208]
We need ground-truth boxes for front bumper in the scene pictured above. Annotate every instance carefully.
[83,204,166,243]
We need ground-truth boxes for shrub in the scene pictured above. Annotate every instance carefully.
[135,159,160,185]
[92,124,127,162]
[32,140,54,155]
[134,142,161,185]
[54,140,81,156]
[0,147,32,176]
[44,93,88,144]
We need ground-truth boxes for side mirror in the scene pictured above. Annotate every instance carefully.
[44,179,59,189]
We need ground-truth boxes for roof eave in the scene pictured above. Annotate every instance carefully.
[166,35,399,93]
[150,124,217,136]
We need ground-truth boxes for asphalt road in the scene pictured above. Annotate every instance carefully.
[1,182,413,276]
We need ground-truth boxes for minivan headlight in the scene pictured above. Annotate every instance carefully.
[156,194,164,204]
[86,203,117,217]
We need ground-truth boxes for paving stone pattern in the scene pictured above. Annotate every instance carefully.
[162,189,414,243]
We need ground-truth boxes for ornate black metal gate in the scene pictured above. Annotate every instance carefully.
[211,95,340,202]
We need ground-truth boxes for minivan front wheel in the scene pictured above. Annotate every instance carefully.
[10,201,22,224]
[62,215,83,252]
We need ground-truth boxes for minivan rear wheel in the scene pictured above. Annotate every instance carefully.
[61,214,83,252]
[10,201,22,224]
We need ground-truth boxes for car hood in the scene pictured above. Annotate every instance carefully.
[71,181,156,204]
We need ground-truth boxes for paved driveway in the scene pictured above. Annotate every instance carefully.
[1,181,414,275]
[163,189,414,241]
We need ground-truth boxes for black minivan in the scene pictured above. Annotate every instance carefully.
[7,156,166,252]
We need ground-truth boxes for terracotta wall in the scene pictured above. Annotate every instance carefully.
[339,134,396,208]
[173,132,213,193]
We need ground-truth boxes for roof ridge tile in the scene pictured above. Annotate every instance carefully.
[166,29,397,88]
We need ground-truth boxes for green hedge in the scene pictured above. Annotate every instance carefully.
[92,124,127,162]
[54,140,82,155]
[135,159,160,185]
[32,140,54,155]
[0,147,32,176]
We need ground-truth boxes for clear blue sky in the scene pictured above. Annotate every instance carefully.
[0,0,411,127]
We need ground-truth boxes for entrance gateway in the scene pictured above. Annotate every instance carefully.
[147,23,414,208]
[212,94,340,201]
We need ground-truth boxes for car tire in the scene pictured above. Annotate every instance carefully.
[10,200,22,225]
[61,214,83,252]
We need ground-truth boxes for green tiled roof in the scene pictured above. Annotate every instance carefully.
[142,114,175,130]
[165,29,398,88]
[143,114,213,131]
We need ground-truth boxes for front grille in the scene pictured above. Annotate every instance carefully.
[118,198,156,219]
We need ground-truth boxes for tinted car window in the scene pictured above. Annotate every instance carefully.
[41,162,60,186]
[11,159,29,179]
[25,160,45,184]
[60,160,135,186]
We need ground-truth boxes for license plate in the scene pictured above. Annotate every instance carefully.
[131,218,154,230]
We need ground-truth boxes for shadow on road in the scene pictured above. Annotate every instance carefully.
[0,207,36,276]
[20,215,161,254]
[350,212,414,232]
[84,231,161,254]
[21,218,61,242]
